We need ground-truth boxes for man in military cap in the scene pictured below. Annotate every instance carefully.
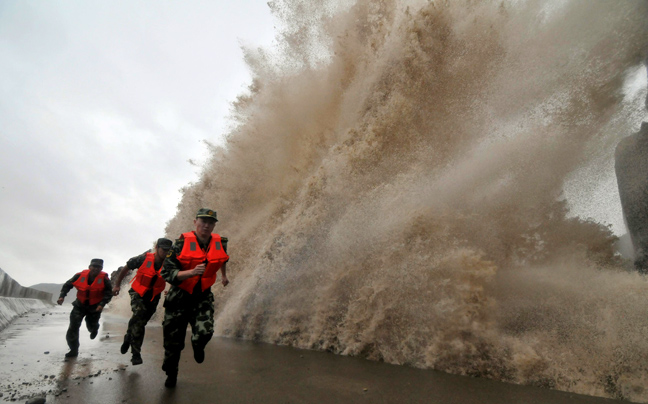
[161,208,229,388]
[58,258,113,358]
[113,238,173,365]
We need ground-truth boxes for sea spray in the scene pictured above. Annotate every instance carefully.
[166,0,648,400]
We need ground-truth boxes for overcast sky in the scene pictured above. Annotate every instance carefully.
[0,1,275,287]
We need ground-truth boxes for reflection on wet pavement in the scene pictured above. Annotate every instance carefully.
[0,305,131,403]
[0,305,623,404]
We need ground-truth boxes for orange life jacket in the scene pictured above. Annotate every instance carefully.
[177,232,229,293]
[130,252,166,300]
[72,269,108,306]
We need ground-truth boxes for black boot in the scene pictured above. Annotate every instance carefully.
[164,370,177,388]
[131,353,143,365]
[162,352,180,378]
[192,335,211,364]
[120,334,131,354]
[193,345,205,364]
[65,350,78,358]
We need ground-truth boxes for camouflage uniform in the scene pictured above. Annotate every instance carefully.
[59,271,112,352]
[160,234,228,374]
[122,252,164,355]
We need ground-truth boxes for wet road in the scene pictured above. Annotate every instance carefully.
[0,305,627,404]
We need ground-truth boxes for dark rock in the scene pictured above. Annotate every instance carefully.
[26,397,46,404]
[43,352,49,355]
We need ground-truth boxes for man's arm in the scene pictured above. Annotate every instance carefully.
[112,266,130,296]
[220,262,229,286]
[221,236,229,286]
[112,253,147,295]
[161,241,183,285]
[57,273,80,305]
[96,275,113,312]
[161,239,204,284]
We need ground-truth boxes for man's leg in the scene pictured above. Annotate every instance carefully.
[162,307,189,387]
[65,306,85,357]
[127,292,160,364]
[84,309,101,340]
[189,295,215,364]
[121,292,138,355]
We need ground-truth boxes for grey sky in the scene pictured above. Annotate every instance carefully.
[0,1,275,286]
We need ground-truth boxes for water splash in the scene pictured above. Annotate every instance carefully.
[166,0,648,400]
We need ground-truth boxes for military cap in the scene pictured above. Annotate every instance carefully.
[156,238,173,250]
[89,258,104,267]
[196,208,218,222]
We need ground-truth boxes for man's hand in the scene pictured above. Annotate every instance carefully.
[95,305,104,313]
[176,264,206,282]
[57,297,64,305]
[191,263,206,277]
[112,286,120,296]
[221,276,229,287]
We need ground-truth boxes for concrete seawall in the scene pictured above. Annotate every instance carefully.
[0,268,53,300]
[0,296,51,330]
[0,268,53,331]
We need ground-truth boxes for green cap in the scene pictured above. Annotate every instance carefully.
[89,258,104,267]
[196,208,218,222]
[156,238,173,250]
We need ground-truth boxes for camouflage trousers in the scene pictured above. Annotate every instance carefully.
[162,296,214,372]
[66,304,101,351]
[125,289,161,355]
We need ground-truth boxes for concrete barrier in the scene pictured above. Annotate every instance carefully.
[0,297,51,331]
[0,268,54,331]
[0,268,53,300]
